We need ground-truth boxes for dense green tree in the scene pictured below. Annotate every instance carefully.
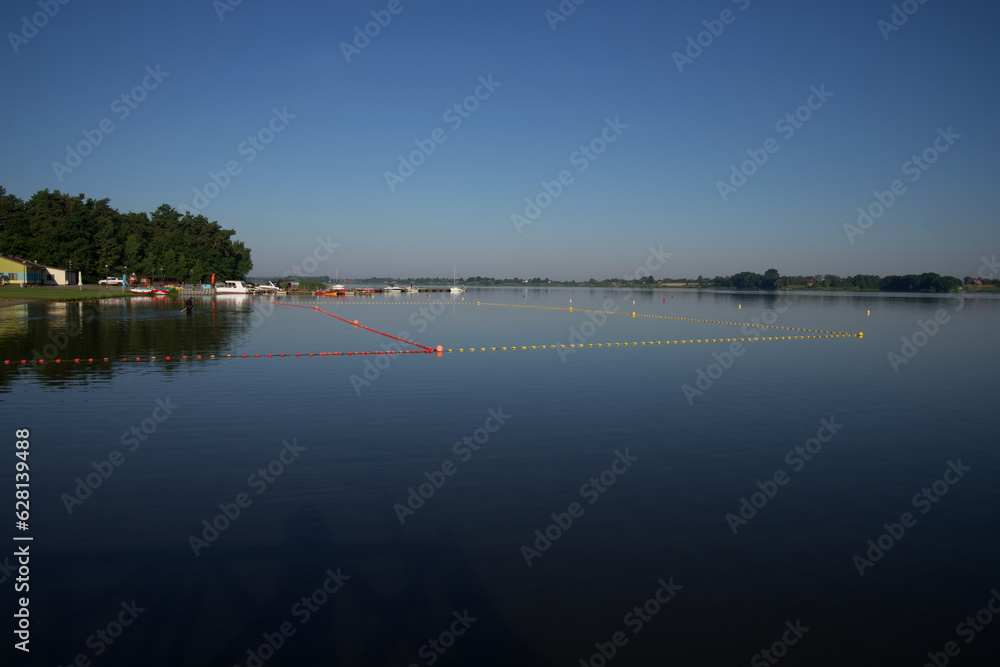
[0,187,252,282]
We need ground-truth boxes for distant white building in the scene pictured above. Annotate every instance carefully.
[39,265,79,285]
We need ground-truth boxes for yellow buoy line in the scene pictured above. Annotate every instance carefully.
[475,302,858,337]
[443,333,851,353]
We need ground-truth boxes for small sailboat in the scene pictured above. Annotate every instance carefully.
[449,267,465,293]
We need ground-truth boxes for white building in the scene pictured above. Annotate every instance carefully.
[40,265,79,285]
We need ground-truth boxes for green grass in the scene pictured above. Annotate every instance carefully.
[0,285,137,301]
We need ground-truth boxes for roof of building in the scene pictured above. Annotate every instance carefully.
[0,254,46,270]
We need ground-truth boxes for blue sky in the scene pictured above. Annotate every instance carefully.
[1,0,997,280]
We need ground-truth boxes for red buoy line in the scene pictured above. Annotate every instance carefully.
[273,302,434,351]
[2,350,436,365]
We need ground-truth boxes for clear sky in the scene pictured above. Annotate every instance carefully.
[2,0,997,280]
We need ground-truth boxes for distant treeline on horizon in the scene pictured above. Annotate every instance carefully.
[265,271,989,293]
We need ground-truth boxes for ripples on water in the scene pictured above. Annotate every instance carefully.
[3,288,999,665]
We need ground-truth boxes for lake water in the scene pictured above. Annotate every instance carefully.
[3,288,999,666]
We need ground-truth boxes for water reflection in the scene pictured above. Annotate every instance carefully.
[0,297,254,391]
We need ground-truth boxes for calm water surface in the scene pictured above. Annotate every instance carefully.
[2,288,998,666]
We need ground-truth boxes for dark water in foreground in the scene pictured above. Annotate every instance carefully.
[2,288,998,666]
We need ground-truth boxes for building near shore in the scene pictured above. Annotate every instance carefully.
[39,265,79,285]
[0,255,79,285]
[0,254,46,285]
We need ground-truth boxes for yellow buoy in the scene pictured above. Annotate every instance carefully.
[867,310,870,316]
[858,332,864,338]
[738,304,741,309]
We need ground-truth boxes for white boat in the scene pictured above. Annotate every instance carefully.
[216,280,251,294]
[405,285,419,293]
[384,284,402,293]
[449,267,465,293]
[252,281,285,294]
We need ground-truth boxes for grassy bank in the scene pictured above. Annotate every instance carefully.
[0,286,137,302]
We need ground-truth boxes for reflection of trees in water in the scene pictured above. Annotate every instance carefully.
[0,298,252,390]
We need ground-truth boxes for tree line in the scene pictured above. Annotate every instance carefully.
[706,270,962,292]
[0,187,252,283]
[356,272,967,292]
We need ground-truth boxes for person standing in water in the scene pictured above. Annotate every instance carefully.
[185,297,194,314]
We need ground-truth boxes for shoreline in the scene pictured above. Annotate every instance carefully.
[0,299,32,308]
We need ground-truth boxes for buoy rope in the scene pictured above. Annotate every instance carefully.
[273,302,433,351]
[441,333,850,352]
[3,351,434,365]
[475,302,855,336]
[2,333,851,365]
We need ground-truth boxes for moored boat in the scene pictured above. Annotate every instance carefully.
[449,267,465,293]
[252,281,284,294]
[216,280,251,294]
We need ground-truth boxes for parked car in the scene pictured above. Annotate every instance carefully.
[98,276,123,285]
